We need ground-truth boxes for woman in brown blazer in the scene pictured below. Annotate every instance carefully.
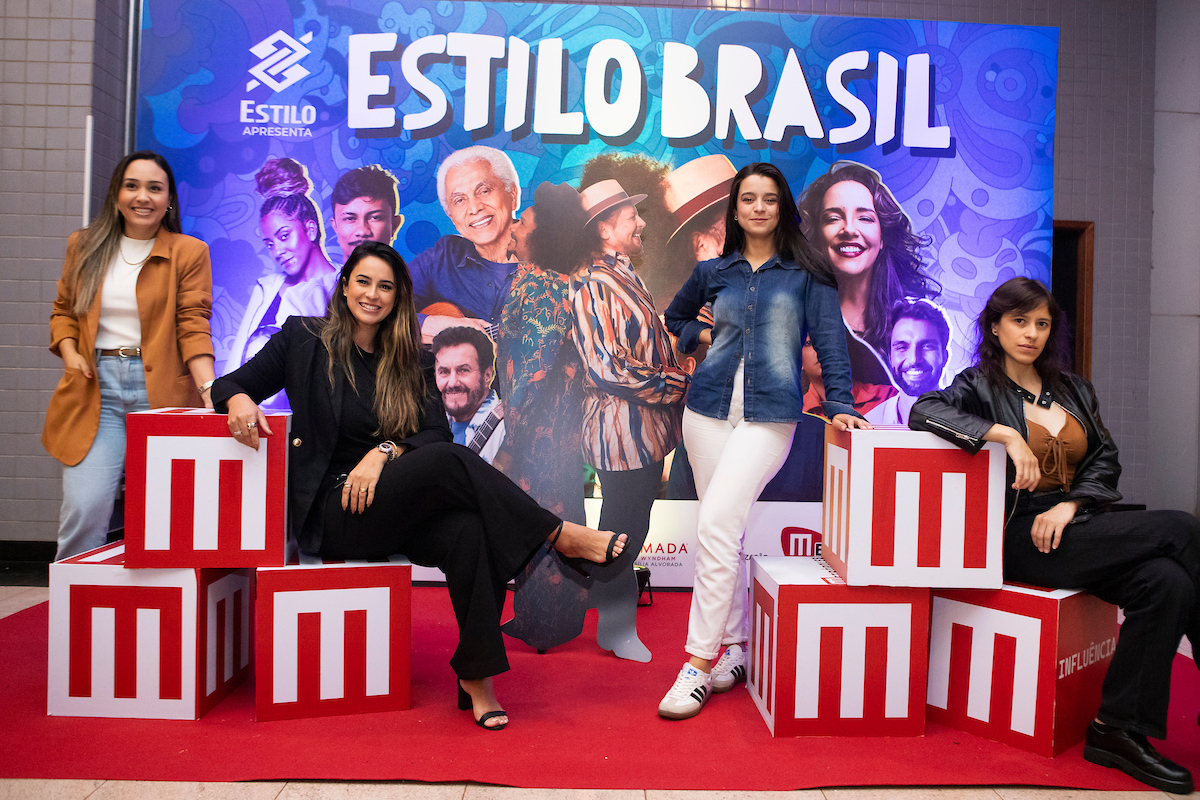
[43,151,215,560]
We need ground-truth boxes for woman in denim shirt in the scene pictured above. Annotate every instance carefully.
[658,162,871,720]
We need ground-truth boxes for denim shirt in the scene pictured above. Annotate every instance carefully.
[665,251,857,423]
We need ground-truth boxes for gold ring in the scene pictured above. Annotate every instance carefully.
[359,488,368,493]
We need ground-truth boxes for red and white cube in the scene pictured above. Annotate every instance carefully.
[822,426,1005,588]
[48,542,253,720]
[749,556,930,737]
[928,583,1118,756]
[124,408,290,568]
[255,554,412,721]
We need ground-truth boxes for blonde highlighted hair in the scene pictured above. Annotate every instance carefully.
[317,241,425,438]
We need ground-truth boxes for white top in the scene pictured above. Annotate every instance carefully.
[95,236,155,350]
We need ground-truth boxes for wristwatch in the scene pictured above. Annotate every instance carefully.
[377,441,399,461]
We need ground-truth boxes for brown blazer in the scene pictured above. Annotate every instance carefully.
[43,229,215,465]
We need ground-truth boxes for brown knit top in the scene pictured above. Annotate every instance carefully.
[1027,414,1087,492]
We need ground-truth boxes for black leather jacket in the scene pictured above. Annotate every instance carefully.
[909,367,1122,519]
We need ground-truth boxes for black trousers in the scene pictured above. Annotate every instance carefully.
[1005,504,1200,738]
[318,442,559,679]
[595,461,662,569]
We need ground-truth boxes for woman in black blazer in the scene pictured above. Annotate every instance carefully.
[212,241,625,730]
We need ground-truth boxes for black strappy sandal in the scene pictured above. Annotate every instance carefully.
[549,522,624,576]
[458,680,507,731]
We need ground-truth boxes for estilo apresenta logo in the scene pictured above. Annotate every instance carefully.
[241,30,318,135]
[246,30,314,93]
[244,30,312,92]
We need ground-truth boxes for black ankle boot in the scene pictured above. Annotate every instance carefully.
[1084,721,1193,794]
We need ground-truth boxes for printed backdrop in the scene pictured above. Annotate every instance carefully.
[137,0,1057,581]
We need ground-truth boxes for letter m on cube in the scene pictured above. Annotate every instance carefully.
[822,427,1005,588]
[124,408,290,568]
[748,556,929,737]
[927,584,1118,755]
[48,542,253,719]
[255,556,412,721]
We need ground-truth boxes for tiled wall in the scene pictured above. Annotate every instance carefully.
[89,0,130,215]
[1149,0,1200,515]
[0,0,1168,542]
[0,0,102,542]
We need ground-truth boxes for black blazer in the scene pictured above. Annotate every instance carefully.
[909,367,1122,519]
[212,315,451,552]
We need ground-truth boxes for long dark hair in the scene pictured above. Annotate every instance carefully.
[799,161,938,348]
[318,241,424,438]
[70,151,182,314]
[976,277,1070,392]
[721,162,835,286]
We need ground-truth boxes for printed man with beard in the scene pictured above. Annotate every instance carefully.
[569,179,689,662]
[866,298,950,425]
[431,326,505,463]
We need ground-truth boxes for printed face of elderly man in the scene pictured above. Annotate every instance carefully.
[441,157,520,264]
[413,147,523,346]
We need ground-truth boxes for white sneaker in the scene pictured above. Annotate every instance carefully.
[658,663,712,720]
[711,643,747,693]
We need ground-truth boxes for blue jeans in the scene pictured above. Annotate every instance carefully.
[56,356,150,560]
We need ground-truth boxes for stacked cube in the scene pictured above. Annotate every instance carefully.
[47,408,412,721]
[748,427,1118,755]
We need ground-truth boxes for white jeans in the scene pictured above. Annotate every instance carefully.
[683,363,796,660]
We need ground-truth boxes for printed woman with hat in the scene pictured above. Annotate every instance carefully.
[569,179,690,662]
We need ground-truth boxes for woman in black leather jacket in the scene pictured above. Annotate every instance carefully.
[910,277,1200,795]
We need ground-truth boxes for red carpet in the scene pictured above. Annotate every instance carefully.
[4,588,1198,790]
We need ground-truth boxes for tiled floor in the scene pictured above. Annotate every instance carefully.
[0,583,1191,799]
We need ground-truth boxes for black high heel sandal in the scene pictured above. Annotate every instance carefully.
[458,679,507,731]
[549,522,624,576]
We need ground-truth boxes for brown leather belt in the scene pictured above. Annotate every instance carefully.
[97,346,142,358]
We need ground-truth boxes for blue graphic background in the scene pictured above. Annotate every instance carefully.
[138,0,1057,383]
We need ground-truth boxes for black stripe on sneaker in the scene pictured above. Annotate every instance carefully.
[691,686,708,703]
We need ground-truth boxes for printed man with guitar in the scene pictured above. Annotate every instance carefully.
[409,146,521,346]
[431,325,505,463]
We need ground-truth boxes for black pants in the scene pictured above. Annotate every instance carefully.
[1005,505,1200,738]
[595,462,662,568]
[318,442,559,679]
